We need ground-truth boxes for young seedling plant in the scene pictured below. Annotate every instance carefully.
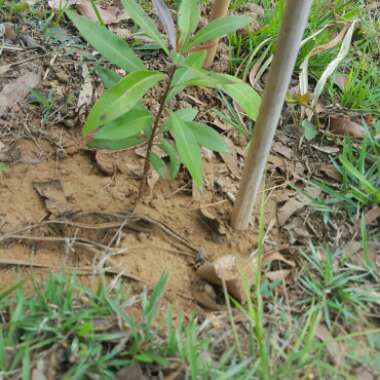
[66,0,260,197]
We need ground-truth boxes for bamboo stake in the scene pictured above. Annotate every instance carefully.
[204,0,231,68]
[231,0,312,230]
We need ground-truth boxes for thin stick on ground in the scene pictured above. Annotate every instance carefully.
[138,65,177,198]
[231,0,313,230]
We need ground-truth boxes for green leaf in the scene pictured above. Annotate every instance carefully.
[149,152,167,178]
[178,0,200,47]
[302,120,318,141]
[189,72,261,121]
[88,134,147,150]
[83,70,166,137]
[66,10,145,72]
[161,108,198,131]
[95,65,122,89]
[121,0,168,54]
[91,109,152,140]
[186,121,229,152]
[166,52,208,100]
[169,112,203,188]
[159,138,181,179]
[186,15,251,50]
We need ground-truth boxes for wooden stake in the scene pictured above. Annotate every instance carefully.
[204,0,231,68]
[231,0,312,230]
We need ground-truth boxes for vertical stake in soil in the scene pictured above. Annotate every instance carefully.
[139,65,176,198]
[204,0,231,68]
[231,0,313,230]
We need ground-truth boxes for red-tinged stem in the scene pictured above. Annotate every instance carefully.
[138,65,176,198]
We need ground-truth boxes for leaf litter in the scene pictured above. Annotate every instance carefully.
[0,5,379,375]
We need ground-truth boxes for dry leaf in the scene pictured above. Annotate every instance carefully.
[272,141,293,160]
[277,197,306,226]
[0,142,20,163]
[355,367,374,380]
[316,324,344,366]
[0,70,41,116]
[147,169,160,192]
[312,145,340,154]
[319,164,341,182]
[77,64,93,114]
[33,180,77,217]
[334,74,348,91]
[78,1,129,25]
[330,116,367,138]
[199,207,226,243]
[95,151,116,176]
[263,251,295,268]
[116,364,147,380]
[365,206,380,224]
[266,269,290,281]
[32,359,47,380]
[48,0,78,9]
[196,255,256,302]
[192,285,222,311]
[218,138,240,178]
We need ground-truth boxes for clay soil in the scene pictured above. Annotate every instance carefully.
[0,14,359,312]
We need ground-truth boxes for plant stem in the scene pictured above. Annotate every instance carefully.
[90,0,105,26]
[138,65,176,198]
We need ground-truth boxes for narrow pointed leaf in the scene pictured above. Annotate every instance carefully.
[167,52,207,100]
[187,72,261,121]
[149,152,167,178]
[169,112,203,188]
[66,10,145,72]
[161,108,198,131]
[178,0,200,47]
[186,121,229,152]
[186,15,251,50]
[159,138,181,179]
[95,65,122,89]
[121,0,168,53]
[83,70,166,137]
[152,0,176,48]
[88,134,147,150]
[92,109,152,140]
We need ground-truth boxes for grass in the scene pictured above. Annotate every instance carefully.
[309,120,380,220]
[1,196,379,378]
[1,0,379,378]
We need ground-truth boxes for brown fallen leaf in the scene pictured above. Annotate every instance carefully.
[48,0,78,9]
[192,284,223,311]
[272,141,293,160]
[95,151,116,176]
[311,145,340,154]
[355,367,374,380]
[266,269,291,281]
[78,1,129,25]
[0,142,21,163]
[315,324,344,366]
[319,164,342,182]
[263,251,295,268]
[218,138,240,178]
[0,70,41,116]
[334,74,348,91]
[33,179,77,217]
[277,197,306,226]
[330,116,367,138]
[77,64,93,115]
[116,364,147,380]
[199,207,226,243]
[196,255,256,302]
[32,359,47,380]
[365,206,380,224]
[147,169,160,193]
